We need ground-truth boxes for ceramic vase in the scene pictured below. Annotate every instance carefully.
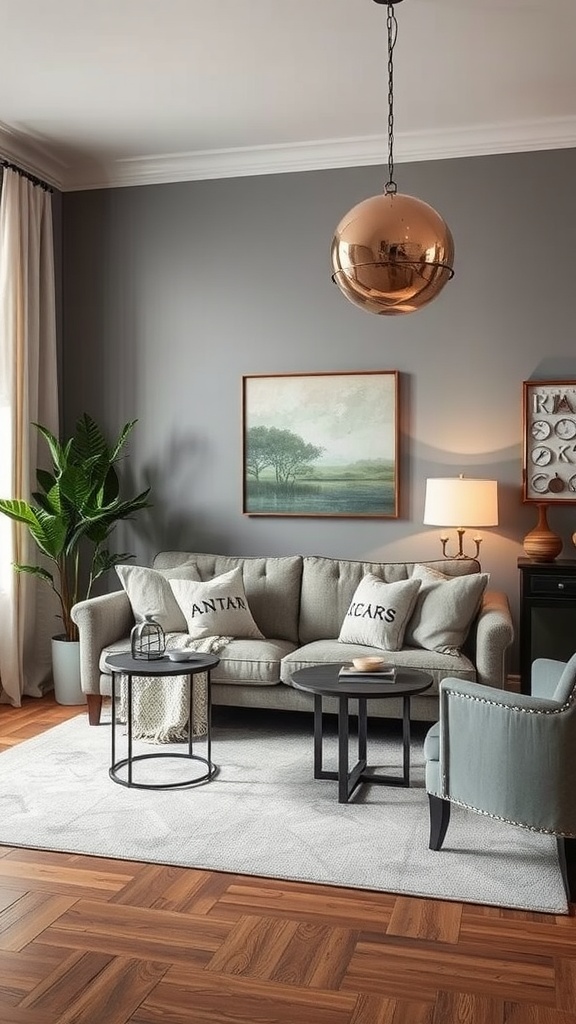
[523,503,563,563]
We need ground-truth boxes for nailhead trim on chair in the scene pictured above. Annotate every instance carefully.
[443,687,575,715]
[435,795,576,839]
[437,687,576,835]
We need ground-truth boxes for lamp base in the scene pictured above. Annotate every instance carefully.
[440,529,481,560]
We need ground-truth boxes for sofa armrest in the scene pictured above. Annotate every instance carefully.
[71,591,134,695]
[470,589,514,690]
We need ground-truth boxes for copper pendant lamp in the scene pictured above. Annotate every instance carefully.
[331,0,455,316]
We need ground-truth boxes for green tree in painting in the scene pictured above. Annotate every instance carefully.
[245,426,273,481]
[246,426,324,484]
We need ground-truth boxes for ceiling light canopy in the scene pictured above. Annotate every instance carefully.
[331,0,455,316]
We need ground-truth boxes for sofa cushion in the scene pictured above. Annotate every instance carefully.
[338,575,421,651]
[211,639,295,686]
[405,564,489,655]
[99,635,293,687]
[298,555,480,644]
[153,552,303,644]
[281,640,475,695]
[116,559,200,633]
[169,567,264,640]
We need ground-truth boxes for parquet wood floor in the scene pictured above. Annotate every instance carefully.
[1,696,575,1023]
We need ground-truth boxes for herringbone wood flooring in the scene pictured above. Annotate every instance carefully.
[1,696,576,1023]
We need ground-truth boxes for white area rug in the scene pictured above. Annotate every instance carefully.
[0,712,567,914]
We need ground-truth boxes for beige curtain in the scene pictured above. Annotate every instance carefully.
[0,167,59,705]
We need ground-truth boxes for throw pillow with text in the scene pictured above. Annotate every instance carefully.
[338,575,421,651]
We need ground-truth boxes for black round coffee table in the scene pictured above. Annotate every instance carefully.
[105,652,220,790]
[291,664,432,803]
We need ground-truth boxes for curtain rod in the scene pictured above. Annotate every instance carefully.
[1,159,53,194]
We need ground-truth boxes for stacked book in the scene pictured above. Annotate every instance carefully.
[339,664,396,681]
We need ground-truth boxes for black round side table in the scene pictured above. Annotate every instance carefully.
[105,652,220,790]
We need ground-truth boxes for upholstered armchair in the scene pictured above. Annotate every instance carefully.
[424,654,576,900]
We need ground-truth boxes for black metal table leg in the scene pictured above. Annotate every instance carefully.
[111,671,117,768]
[338,696,350,803]
[127,673,133,786]
[313,693,324,778]
[358,697,367,762]
[402,695,411,786]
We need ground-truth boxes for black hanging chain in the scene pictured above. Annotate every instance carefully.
[384,3,398,195]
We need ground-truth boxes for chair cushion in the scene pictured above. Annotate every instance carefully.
[424,721,440,762]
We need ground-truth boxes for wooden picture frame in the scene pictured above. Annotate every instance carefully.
[522,379,576,503]
[242,370,399,518]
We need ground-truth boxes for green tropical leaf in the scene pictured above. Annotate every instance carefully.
[0,415,150,636]
[109,420,137,463]
[13,563,54,586]
[36,468,56,495]
[72,414,108,465]
[0,498,37,526]
[33,424,66,475]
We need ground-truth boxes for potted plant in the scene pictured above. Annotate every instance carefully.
[0,414,150,703]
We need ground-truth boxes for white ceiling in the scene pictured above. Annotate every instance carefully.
[1,0,576,191]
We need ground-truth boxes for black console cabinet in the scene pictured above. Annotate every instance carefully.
[518,558,576,693]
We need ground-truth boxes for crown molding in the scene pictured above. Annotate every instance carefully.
[2,117,576,192]
[0,122,68,189]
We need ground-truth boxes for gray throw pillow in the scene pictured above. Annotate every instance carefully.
[116,559,200,633]
[405,563,489,655]
[169,566,264,640]
[338,574,421,651]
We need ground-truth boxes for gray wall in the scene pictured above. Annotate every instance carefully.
[61,148,576,671]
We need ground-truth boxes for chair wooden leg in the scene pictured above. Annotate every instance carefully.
[428,793,451,850]
[86,694,103,726]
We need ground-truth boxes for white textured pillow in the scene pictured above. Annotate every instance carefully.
[338,575,421,651]
[405,564,489,655]
[116,559,200,633]
[169,566,264,640]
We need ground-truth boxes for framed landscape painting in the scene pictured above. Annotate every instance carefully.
[242,370,399,517]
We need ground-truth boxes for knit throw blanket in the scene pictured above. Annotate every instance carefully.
[117,634,231,744]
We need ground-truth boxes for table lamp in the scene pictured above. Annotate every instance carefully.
[424,475,499,559]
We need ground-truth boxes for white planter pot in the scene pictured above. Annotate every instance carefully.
[51,636,87,706]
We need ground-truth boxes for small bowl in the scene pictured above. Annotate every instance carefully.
[167,650,196,662]
[352,656,386,672]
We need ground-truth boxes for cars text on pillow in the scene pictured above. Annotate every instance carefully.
[169,566,264,640]
[338,574,421,651]
[404,563,489,655]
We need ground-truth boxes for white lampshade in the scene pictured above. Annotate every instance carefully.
[424,477,499,528]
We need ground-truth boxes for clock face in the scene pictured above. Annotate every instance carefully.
[531,420,551,440]
[531,446,553,466]
[554,418,576,440]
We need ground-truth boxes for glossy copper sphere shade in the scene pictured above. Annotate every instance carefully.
[331,191,455,315]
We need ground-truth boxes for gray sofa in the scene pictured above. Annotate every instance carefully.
[71,551,514,726]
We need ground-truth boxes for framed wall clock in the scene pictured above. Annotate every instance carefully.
[523,379,576,503]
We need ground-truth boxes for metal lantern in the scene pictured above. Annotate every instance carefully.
[130,614,166,660]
